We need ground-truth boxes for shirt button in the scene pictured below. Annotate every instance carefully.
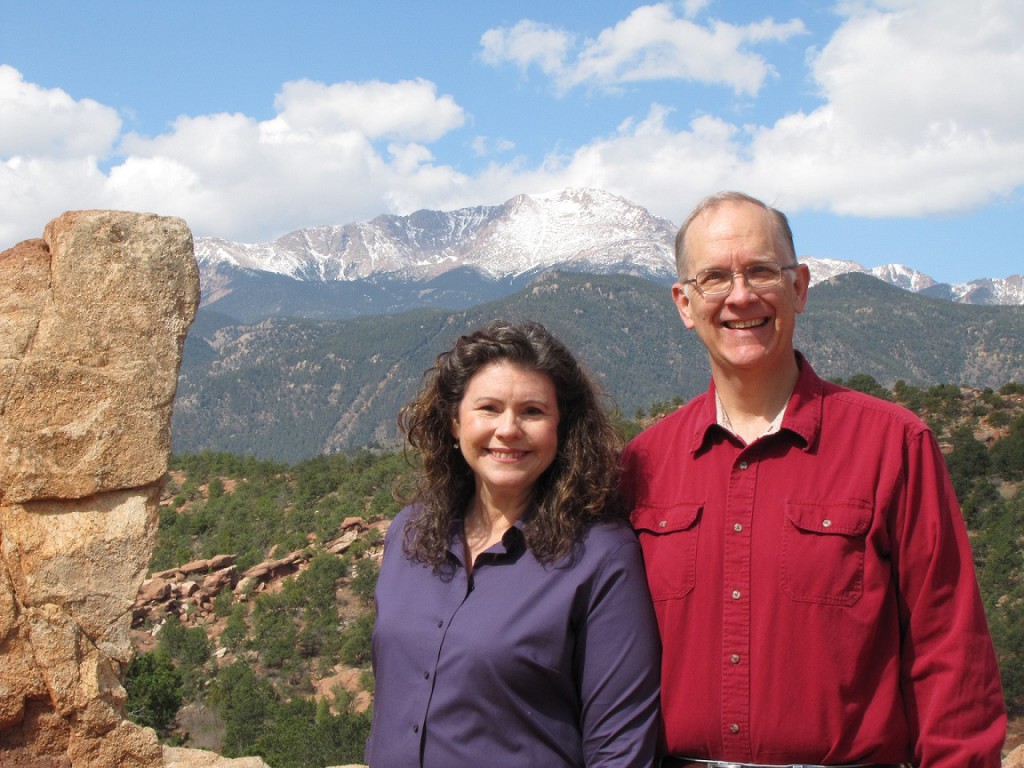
[738,461,749,470]
[731,590,741,600]
[733,522,743,532]
[413,724,420,733]
[437,620,443,628]
[729,723,740,734]
[423,671,430,680]
[823,519,832,528]
[730,654,741,664]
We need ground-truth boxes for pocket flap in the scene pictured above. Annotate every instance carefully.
[632,503,702,534]
[786,501,871,536]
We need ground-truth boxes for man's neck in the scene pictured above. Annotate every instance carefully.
[712,357,799,444]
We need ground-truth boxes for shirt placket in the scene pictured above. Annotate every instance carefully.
[418,546,477,744]
[721,444,757,755]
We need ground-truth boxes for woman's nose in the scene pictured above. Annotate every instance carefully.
[495,412,522,437]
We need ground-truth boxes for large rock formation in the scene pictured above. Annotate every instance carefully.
[0,211,199,767]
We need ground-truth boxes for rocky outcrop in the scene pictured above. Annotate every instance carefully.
[0,211,199,767]
[131,518,377,632]
[162,747,270,768]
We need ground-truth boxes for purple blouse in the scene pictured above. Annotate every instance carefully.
[366,504,660,768]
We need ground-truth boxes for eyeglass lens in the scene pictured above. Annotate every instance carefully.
[696,263,784,294]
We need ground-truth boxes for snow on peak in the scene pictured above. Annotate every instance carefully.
[192,189,1022,305]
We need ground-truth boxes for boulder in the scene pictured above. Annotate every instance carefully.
[0,211,199,767]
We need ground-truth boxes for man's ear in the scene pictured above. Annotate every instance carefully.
[793,264,811,314]
[672,283,696,329]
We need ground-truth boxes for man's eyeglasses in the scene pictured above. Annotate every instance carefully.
[682,262,798,297]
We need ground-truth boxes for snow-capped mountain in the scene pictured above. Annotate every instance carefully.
[196,188,677,283]
[194,188,1024,307]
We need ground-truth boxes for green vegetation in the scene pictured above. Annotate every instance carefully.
[175,271,1024,461]
[130,448,404,764]
[133,382,1024,764]
[124,652,182,735]
[152,450,405,572]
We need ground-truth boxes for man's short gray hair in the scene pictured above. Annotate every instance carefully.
[674,191,797,280]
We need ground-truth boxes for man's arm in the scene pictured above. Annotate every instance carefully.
[896,428,1006,767]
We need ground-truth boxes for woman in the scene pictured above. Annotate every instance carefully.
[366,320,660,768]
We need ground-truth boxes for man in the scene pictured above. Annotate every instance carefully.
[621,191,1005,768]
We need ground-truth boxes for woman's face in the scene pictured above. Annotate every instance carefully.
[451,361,560,510]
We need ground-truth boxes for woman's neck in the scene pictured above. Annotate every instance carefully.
[463,493,529,572]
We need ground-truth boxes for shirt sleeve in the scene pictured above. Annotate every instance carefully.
[896,427,1006,768]
[575,531,662,768]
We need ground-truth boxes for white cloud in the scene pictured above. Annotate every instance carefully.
[2,0,1023,248]
[472,136,516,157]
[471,0,1024,222]
[1,74,472,244]
[0,65,122,160]
[479,20,571,76]
[741,0,1024,215]
[480,3,807,96]
[267,78,465,143]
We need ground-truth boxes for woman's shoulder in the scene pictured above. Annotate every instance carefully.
[383,503,419,546]
[579,517,641,556]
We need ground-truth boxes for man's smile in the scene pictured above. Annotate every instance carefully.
[722,318,769,330]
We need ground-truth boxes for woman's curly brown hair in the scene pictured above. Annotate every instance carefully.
[397,319,624,568]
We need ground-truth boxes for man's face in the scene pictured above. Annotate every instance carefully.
[671,200,810,379]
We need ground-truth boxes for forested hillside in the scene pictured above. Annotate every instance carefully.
[131,379,1024,766]
[173,271,1024,461]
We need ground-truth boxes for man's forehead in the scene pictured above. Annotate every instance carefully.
[686,201,778,253]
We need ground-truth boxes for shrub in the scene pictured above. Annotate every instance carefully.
[124,652,183,733]
[339,613,375,666]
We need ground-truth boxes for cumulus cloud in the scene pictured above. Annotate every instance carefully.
[1,75,472,244]
[0,65,122,160]
[742,0,1024,215]
[267,78,465,143]
[475,0,1024,221]
[480,20,572,77]
[2,0,1022,248]
[480,3,806,95]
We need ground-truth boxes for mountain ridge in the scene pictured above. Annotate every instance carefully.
[173,271,1024,462]
[194,188,1024,316]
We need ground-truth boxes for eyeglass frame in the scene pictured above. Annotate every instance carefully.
[680,262,799,297]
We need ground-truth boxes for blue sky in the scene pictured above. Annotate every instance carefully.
[2,0,1022,283]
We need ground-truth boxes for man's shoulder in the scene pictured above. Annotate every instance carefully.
[629,393,708,447]
[821,380,929,434]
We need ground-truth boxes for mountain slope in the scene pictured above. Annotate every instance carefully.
[173,271,1024,461]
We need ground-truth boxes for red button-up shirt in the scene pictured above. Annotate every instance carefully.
[621,355,1005,767]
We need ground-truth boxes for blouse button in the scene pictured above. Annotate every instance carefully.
[730,654,741,664]
[729,723,740,734]
[731,590,741,600]
[733,522,743,532]
[738,461,749,470]
[822,519,832,528]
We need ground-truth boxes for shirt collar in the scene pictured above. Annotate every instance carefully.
[693,351,821,454]
[448,508,530,561]
[715,390,787,439]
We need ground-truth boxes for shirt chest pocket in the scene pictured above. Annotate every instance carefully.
[632,503,702,602]
[781,500,872,607]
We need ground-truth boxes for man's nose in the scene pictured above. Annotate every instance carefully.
[724,271,756,301]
